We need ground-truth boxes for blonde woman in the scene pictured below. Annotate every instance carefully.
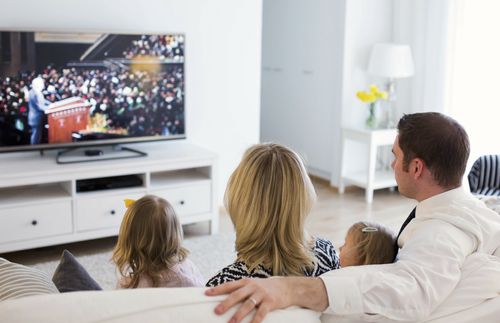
[339,221,396,267]
[112,195,204,288]
[206,143,339,287]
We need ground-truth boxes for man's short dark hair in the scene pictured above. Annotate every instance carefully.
[397,112,470,188]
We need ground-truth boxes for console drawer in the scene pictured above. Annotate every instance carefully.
[75,192,145,232]
[0,201,72,244]
[151,182,211,217]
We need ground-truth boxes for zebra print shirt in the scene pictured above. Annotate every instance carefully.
[206,237,339,287]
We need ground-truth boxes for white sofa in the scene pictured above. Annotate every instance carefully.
[1,287,499,323]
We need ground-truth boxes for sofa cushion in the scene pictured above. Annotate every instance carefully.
[0,257,59,301]
[52,249,102,293]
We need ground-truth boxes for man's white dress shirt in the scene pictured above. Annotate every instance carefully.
[320,187,500,321]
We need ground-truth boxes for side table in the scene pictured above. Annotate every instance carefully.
[338,127,397,203]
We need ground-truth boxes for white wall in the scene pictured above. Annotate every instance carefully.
[0,0,263,203]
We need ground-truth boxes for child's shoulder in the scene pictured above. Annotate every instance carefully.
[175,257,198,269]
[160,258,204,287]
[171,258,202,276]
[116,274,154,289]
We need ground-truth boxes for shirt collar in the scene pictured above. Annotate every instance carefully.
[416,186,469,216]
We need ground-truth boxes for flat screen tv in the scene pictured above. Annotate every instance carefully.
[0,31,185,157]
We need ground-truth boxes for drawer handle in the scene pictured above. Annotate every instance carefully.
[179,200,185,205]
[31,220,38,226]
[110,210,116,215]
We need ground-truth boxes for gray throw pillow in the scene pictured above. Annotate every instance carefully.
[0,257,59,301]
[52,249,102,292]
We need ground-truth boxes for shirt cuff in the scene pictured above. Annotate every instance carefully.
[320,274,364,315]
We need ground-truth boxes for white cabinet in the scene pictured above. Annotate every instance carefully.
[0,142,218,253]
[75,191,146,232]
[149,168,213,220]
[260,0,343,178]
[152,184,211,218]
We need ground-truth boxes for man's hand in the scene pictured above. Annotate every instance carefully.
[205,276,329,323]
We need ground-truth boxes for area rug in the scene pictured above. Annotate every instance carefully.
[31,232,237,290]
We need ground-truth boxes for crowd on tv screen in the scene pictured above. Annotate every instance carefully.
[123,34,184,60]
[0,34,185,144]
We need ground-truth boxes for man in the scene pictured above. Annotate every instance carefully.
[206,112,500,323]
[28,77,50,145]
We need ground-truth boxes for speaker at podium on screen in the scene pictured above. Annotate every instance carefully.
[45,97,92,144]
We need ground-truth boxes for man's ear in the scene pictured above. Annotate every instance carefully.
[412,158,425,179]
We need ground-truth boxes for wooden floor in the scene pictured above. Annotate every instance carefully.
[2,178,416,265]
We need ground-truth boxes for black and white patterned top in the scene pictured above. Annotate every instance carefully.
[206,237,339,287]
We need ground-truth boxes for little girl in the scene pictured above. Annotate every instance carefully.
[112,195,204,288]
[339,221,396,267]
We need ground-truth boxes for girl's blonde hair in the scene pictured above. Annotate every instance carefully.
[225,143,317,276]
[347,222,396,266]
[112,195,187,288]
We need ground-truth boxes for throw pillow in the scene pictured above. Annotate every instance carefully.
[52,249,102,292]
[0,257,59,301]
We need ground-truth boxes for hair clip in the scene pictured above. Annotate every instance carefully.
[124,199,136,208]
[362,226,378,232]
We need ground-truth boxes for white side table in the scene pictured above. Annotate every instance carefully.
[338,127,397,203]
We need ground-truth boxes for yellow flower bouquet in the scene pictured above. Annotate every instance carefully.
[356,85,388,128]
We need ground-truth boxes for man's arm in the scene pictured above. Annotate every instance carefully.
[205,276,328,323]
[207,219,476,323]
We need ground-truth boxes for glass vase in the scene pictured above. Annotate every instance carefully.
[366,102,377,129]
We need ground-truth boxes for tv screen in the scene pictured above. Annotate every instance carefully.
[0,31,185,152]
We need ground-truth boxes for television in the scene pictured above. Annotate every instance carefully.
[0,31,185,161]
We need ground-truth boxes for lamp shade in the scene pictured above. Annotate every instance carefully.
[368,43,414,78]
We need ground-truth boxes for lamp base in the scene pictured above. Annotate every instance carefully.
[382,79,397,129]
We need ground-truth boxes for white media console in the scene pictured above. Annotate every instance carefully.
[0,142,218,253]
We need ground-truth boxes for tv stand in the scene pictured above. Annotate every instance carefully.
[0,142,218,253]
[56,145,147,164]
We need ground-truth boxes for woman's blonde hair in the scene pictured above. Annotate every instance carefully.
[347,222,396,266]
[112,195,187,288]
[225,143,317,276]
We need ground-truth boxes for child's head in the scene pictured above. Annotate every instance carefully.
[225,143,317,276]
[339,222,396,267]
[112,195,187,288]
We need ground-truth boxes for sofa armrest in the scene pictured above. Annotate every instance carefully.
[0,287,321,323]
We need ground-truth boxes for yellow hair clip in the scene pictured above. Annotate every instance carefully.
[124,199,136,208]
